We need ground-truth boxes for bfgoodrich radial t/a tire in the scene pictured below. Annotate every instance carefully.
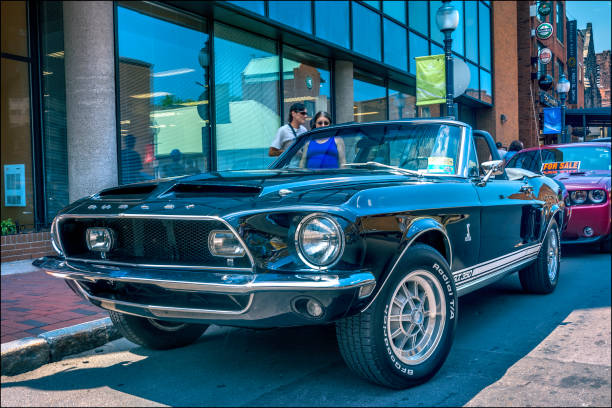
[336,244,458,389]
[109,311,208,350]
[519,219,560,294]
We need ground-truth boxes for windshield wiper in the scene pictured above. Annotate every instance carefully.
[344,162,422,176]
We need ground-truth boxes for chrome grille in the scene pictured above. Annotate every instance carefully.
[58,217,251,268]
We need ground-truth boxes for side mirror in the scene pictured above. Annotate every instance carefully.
[478,160,504,186]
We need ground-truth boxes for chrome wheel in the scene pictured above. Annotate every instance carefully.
[386,270,446,365]
[148,319,188,332]
[547,227,559,282]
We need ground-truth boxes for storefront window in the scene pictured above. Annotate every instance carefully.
[409,32,429,74]
[383,0,405,23]
[429,1,444,45]
[478,1,491,70]
[353,70,387,122]
[214,23,280,170]
[227,1,265,16]
[117,3,209,183]
[465,0,478,63]
[352,2,381,61]
[466,61,479,99]
[388,81,416,119]
[480,69,492,104]
[282,46,331,130]
[383,19,407,71]
[1,1,34,230]
[556,2,563,43]
[408,1,428,36]
[452,1,464,56]
[269,1,312,34]
[40,1,69,223]
[314,1,349,49]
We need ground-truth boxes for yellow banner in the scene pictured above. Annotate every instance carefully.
[416,54,446,106]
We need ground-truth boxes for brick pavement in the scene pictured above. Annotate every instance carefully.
[1,268,108,344]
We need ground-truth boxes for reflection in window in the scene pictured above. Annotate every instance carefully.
[383,19,407,71]
[478,2,491,70]
[314,1,349,49]
[429,1,444,45]
[117,4,209,183]
[227,1,265,15]
[389,81,416,119]
[556,2,563,42]
[431,42,444,57]
[464,0,478,63]
[353,71,387,122]
[282,46,331,130]
[383,0,405,23]
[363,1,380,10]
[409,32,428,74]
[409,1,428,35]
[466,61,479,99]
[480,69,492,104]
[214,23,280,171]
[1,1,28,57]
[452,1,464,56]
[352,2,381,61]
[40,1,68,223]
[269,1,312,34]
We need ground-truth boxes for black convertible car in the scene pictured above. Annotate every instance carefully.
[34,119,566,388]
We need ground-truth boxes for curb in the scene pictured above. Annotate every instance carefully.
[1,317,122,376]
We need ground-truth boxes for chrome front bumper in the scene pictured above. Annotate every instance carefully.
[33,257,376,327]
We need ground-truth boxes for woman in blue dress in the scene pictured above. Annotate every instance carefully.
[300,111,346,169]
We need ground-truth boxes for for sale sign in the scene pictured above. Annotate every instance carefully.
[541,161,581,174]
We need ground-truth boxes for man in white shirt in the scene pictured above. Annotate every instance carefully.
[269,103,308,156]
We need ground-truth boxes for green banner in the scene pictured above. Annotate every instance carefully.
[416,54,446,106]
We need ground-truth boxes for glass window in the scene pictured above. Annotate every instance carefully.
[1,1,28,57]
[556,2,563,42]
[431,42,444,56]
[480,69,492,104]
[408,1,428,35]
[478,1,491,70]
[466,61,479,99]
[383,0,405,23]
[117,3,209,182]
[383,19,407,71]
[452,1,464,56]
[363,1,380,10]
[409,32,429,74]
[353,71,387,122]
[314,1,349,49]
[227,1,265,15]
[269,1,312,34]
[1,57,34,228]
[352,3,381,61]
[465,0,478,63]
[40,1,69,223]
[214,23,280,171]
[282,46,331,130]
[429,1,444,45]
[388,81,416,119]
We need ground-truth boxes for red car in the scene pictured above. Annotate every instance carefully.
[506,142,611,252]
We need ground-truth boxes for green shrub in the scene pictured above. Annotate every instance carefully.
[1,218,17,236]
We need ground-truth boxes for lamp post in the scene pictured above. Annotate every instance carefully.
[556,73,570,143]
[436,0,459,119]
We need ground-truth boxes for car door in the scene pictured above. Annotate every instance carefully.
[471,132,540,263]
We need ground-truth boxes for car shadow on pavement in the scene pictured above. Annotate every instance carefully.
[2,254,610,406]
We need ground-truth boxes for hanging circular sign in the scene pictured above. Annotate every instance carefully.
[536,23,553,40]
[539,47,553,64]
[538,74,553,91]
[538,2,552,16]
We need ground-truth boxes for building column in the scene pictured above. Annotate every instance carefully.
[334,60,354,124]
[63,1,117,202]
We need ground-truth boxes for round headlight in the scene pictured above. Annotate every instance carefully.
[588,189,606,203]
[570,190,587,204]
[295,214,344,269]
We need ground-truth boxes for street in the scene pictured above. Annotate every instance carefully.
[1,245,610,407]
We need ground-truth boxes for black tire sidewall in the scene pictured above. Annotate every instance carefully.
[373,244,458,383]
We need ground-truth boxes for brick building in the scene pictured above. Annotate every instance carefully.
[582,23,602,108]
[596,50,611,107]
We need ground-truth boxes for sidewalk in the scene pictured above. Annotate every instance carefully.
[1,260,108,344]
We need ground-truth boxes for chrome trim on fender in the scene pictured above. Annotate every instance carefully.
[540,209,561,256]
[53,213,256,270]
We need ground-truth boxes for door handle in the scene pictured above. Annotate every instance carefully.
[520,184,534,194]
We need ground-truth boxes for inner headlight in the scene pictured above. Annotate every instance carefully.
[570,190,587,204]
[208,230,246,257]
[85,227,115,252]
[588,189,606,203]
[295,214,344,269]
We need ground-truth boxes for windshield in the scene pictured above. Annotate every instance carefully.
[506,145,611,176]
[273,123,465,176]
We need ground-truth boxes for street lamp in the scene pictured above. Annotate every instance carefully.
[556,73,571,143]
[436,0,459,119]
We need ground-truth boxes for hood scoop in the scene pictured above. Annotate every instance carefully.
[163,183,262,198]
[96,184,158,200]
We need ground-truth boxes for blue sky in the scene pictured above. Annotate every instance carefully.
[566,1,611,53]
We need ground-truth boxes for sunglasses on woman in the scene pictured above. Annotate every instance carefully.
[316,120,330,126]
